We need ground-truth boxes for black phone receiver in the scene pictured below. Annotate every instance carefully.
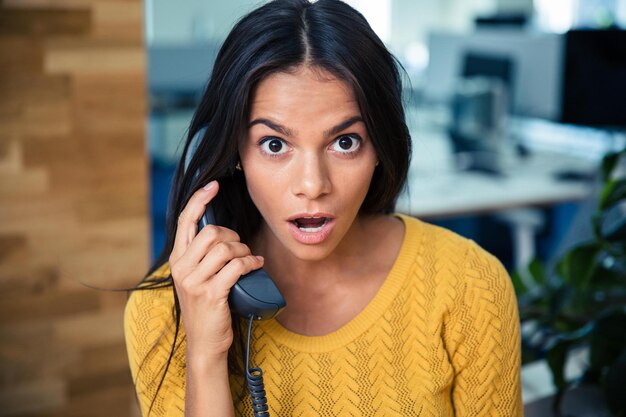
[183,126,286,320]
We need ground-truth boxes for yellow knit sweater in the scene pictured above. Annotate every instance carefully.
[124,214,523,416]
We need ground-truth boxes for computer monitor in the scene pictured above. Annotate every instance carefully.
[560,29,626,127]
[461,51,515,111]
[425,31,564,120]
[462,52,514,83]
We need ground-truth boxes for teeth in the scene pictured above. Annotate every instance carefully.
[296,218,328,232]
[300,225,323,232]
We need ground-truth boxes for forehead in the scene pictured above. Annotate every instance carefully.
[249,66,359,119]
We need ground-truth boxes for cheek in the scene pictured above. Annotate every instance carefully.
[241,163,285,214]
[336,149,378,194]
[335,165,375,201]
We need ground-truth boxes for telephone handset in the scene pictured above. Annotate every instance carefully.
[183,126,286,321]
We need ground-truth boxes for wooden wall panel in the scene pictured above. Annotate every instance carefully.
[0,1,148,416]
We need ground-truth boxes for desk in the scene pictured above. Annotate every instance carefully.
[395,109,604,219]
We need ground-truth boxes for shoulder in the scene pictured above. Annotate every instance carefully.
[409,218,521,364]
[395,213,475,268]
[125,263,175,322]
[395,214,512,297]
[124,263,187,416]
[124,263,178,363]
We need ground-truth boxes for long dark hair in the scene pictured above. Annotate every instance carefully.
[136,0,411,414]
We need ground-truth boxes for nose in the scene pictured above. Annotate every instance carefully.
[290,153,332,200]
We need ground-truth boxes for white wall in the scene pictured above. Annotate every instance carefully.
[147,0,500,48]
[496,0,534,13]
[146,0,265,45]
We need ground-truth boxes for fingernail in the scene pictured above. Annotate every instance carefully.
[256,256,264,261]
[203,180,216,191]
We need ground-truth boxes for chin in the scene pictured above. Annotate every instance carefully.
[285,243,337,262]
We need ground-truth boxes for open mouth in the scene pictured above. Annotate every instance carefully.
[287,214,335,244]
[290,217,330,232]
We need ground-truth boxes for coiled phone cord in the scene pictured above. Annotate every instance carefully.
[246,315,270,417]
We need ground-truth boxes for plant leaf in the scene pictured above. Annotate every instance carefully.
[510,270,528,295]
[588,264,626,291]
[556,256,569,283]
[560,242,601,289]
[592,211,604,242]
[589,310,626,371]
[528,258,546,286]
[605,348,626,415]
[547,339,573,389]
[604,217,626,243]
[599,178,626,211]
[601,151,620,182]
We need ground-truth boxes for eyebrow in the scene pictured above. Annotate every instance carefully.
[248,115,364,138]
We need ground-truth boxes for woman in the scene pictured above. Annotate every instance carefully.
[124,0,523,416]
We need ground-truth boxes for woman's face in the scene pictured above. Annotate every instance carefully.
[238,65,379,261]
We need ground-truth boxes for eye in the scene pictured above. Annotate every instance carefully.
[331,134,361,154]
[259,137,288,156]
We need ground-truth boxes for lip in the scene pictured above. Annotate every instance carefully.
[287,212,335,221]
[286,213,336,245]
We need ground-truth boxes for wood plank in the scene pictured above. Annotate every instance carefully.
[0,9,90,36]
[3,0,99,10]
[0,290,100,323]
[0,379,66,416]
[0,194,78,234]
[0,140,21,174]
[57,231,149,290]
[67,368,132,397]
[39,384,137,417]
[74,188,148,221]
[53,309,125,349]
[0,265,60,298]
[0,38,43,75]
[63,342,130,378]
[0,73,69,105]
[93,1,142,24]
[92,1,144,43]
[0,101,73,138]
[44,44,145,75]
[100,291,133,310]
[0,233,28,263]
[0,320,80,383]
[72,72,146,134]
[0,1,148,415]
[0,167,50,197]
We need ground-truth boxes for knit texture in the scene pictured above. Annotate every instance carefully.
[125,214,523,416]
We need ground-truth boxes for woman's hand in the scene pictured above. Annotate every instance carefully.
[168,180,264,361]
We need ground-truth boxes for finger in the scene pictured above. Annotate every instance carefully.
[173,225,241,280]
[182,241,253,287]
[170,180,219,266]
[209,255,265,294]
[185,225,241,265]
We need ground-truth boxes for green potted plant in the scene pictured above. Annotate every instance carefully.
[513,147,626,416]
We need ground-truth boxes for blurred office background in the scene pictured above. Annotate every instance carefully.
[146,0,626,270]
[145,0,626,415]
[1,0,625,416]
